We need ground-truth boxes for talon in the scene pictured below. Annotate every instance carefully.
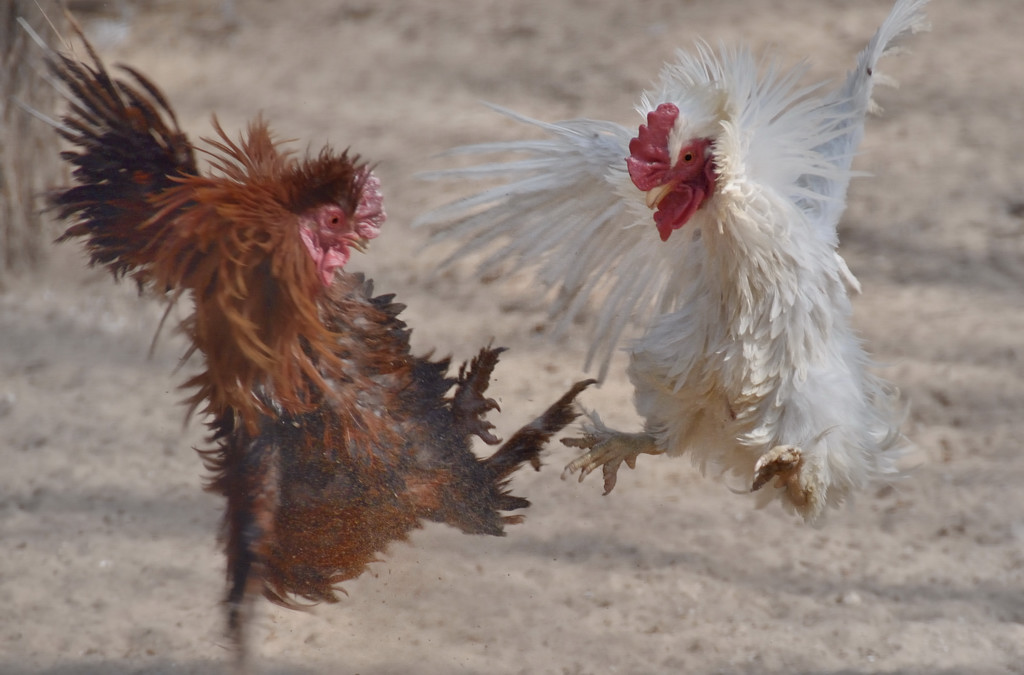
[560,441,591,479]
[570,456,597,482]
[601,463,620,494]
[752,445,803,492]
[560,427,661,493]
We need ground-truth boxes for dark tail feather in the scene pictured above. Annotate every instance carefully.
[44,18,196,280]
[484,378,596,512]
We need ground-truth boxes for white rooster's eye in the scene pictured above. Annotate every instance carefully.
[682,152,694,162]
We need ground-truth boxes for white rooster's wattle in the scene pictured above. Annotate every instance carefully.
[416,0,928,523]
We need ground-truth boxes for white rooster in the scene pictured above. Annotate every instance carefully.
[416,0,928,523]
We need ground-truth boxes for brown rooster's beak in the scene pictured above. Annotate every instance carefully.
[645,183,674,210]
[348,236,370,254]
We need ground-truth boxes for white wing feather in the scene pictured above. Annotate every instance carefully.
[798,0,930,240]
[416,0,928,379]
[416,105,696,380]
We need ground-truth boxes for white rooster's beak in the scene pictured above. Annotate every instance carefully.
[645,183,673,210]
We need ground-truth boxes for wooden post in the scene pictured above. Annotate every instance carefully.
[0,2,65,287]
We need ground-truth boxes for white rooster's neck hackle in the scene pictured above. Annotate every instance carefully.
[641,43,855,252]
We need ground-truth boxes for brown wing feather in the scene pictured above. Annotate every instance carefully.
[48,33,365,429]
[48,43,196,280]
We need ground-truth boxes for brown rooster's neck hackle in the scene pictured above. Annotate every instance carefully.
[160,120,371,429]
[47,28,370,430]
[200,116,368,216]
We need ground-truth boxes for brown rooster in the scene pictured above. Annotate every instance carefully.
[41,24,592,668]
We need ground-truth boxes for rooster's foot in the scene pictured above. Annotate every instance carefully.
[752,444,812,508]
[561,428,662,494]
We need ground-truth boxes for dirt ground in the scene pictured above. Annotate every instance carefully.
[3,0,1024,673]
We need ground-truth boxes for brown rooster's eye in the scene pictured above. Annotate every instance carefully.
[682,152,694,163]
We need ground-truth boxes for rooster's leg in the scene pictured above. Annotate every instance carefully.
[560,418,663,494]
[225,549,256,675]
[219,434,280,673]
[451,347,505,445]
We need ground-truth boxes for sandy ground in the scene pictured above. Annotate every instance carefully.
[3,0,1024,673]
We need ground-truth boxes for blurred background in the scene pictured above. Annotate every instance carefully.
[2,1,1022,673]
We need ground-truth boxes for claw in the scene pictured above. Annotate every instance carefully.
[559,434,602,481]
[601,461,620,494]
[560,427,661,494]
[752,445,803,492]
[451,347,506,445]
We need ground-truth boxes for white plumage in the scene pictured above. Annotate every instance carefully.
[416,0,928,522]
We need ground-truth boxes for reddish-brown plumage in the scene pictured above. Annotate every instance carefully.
[46,25,593,670]
[148,123,357,428]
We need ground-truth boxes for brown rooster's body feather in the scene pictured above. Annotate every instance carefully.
[203,274,589,617]
[44,25,591,667]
